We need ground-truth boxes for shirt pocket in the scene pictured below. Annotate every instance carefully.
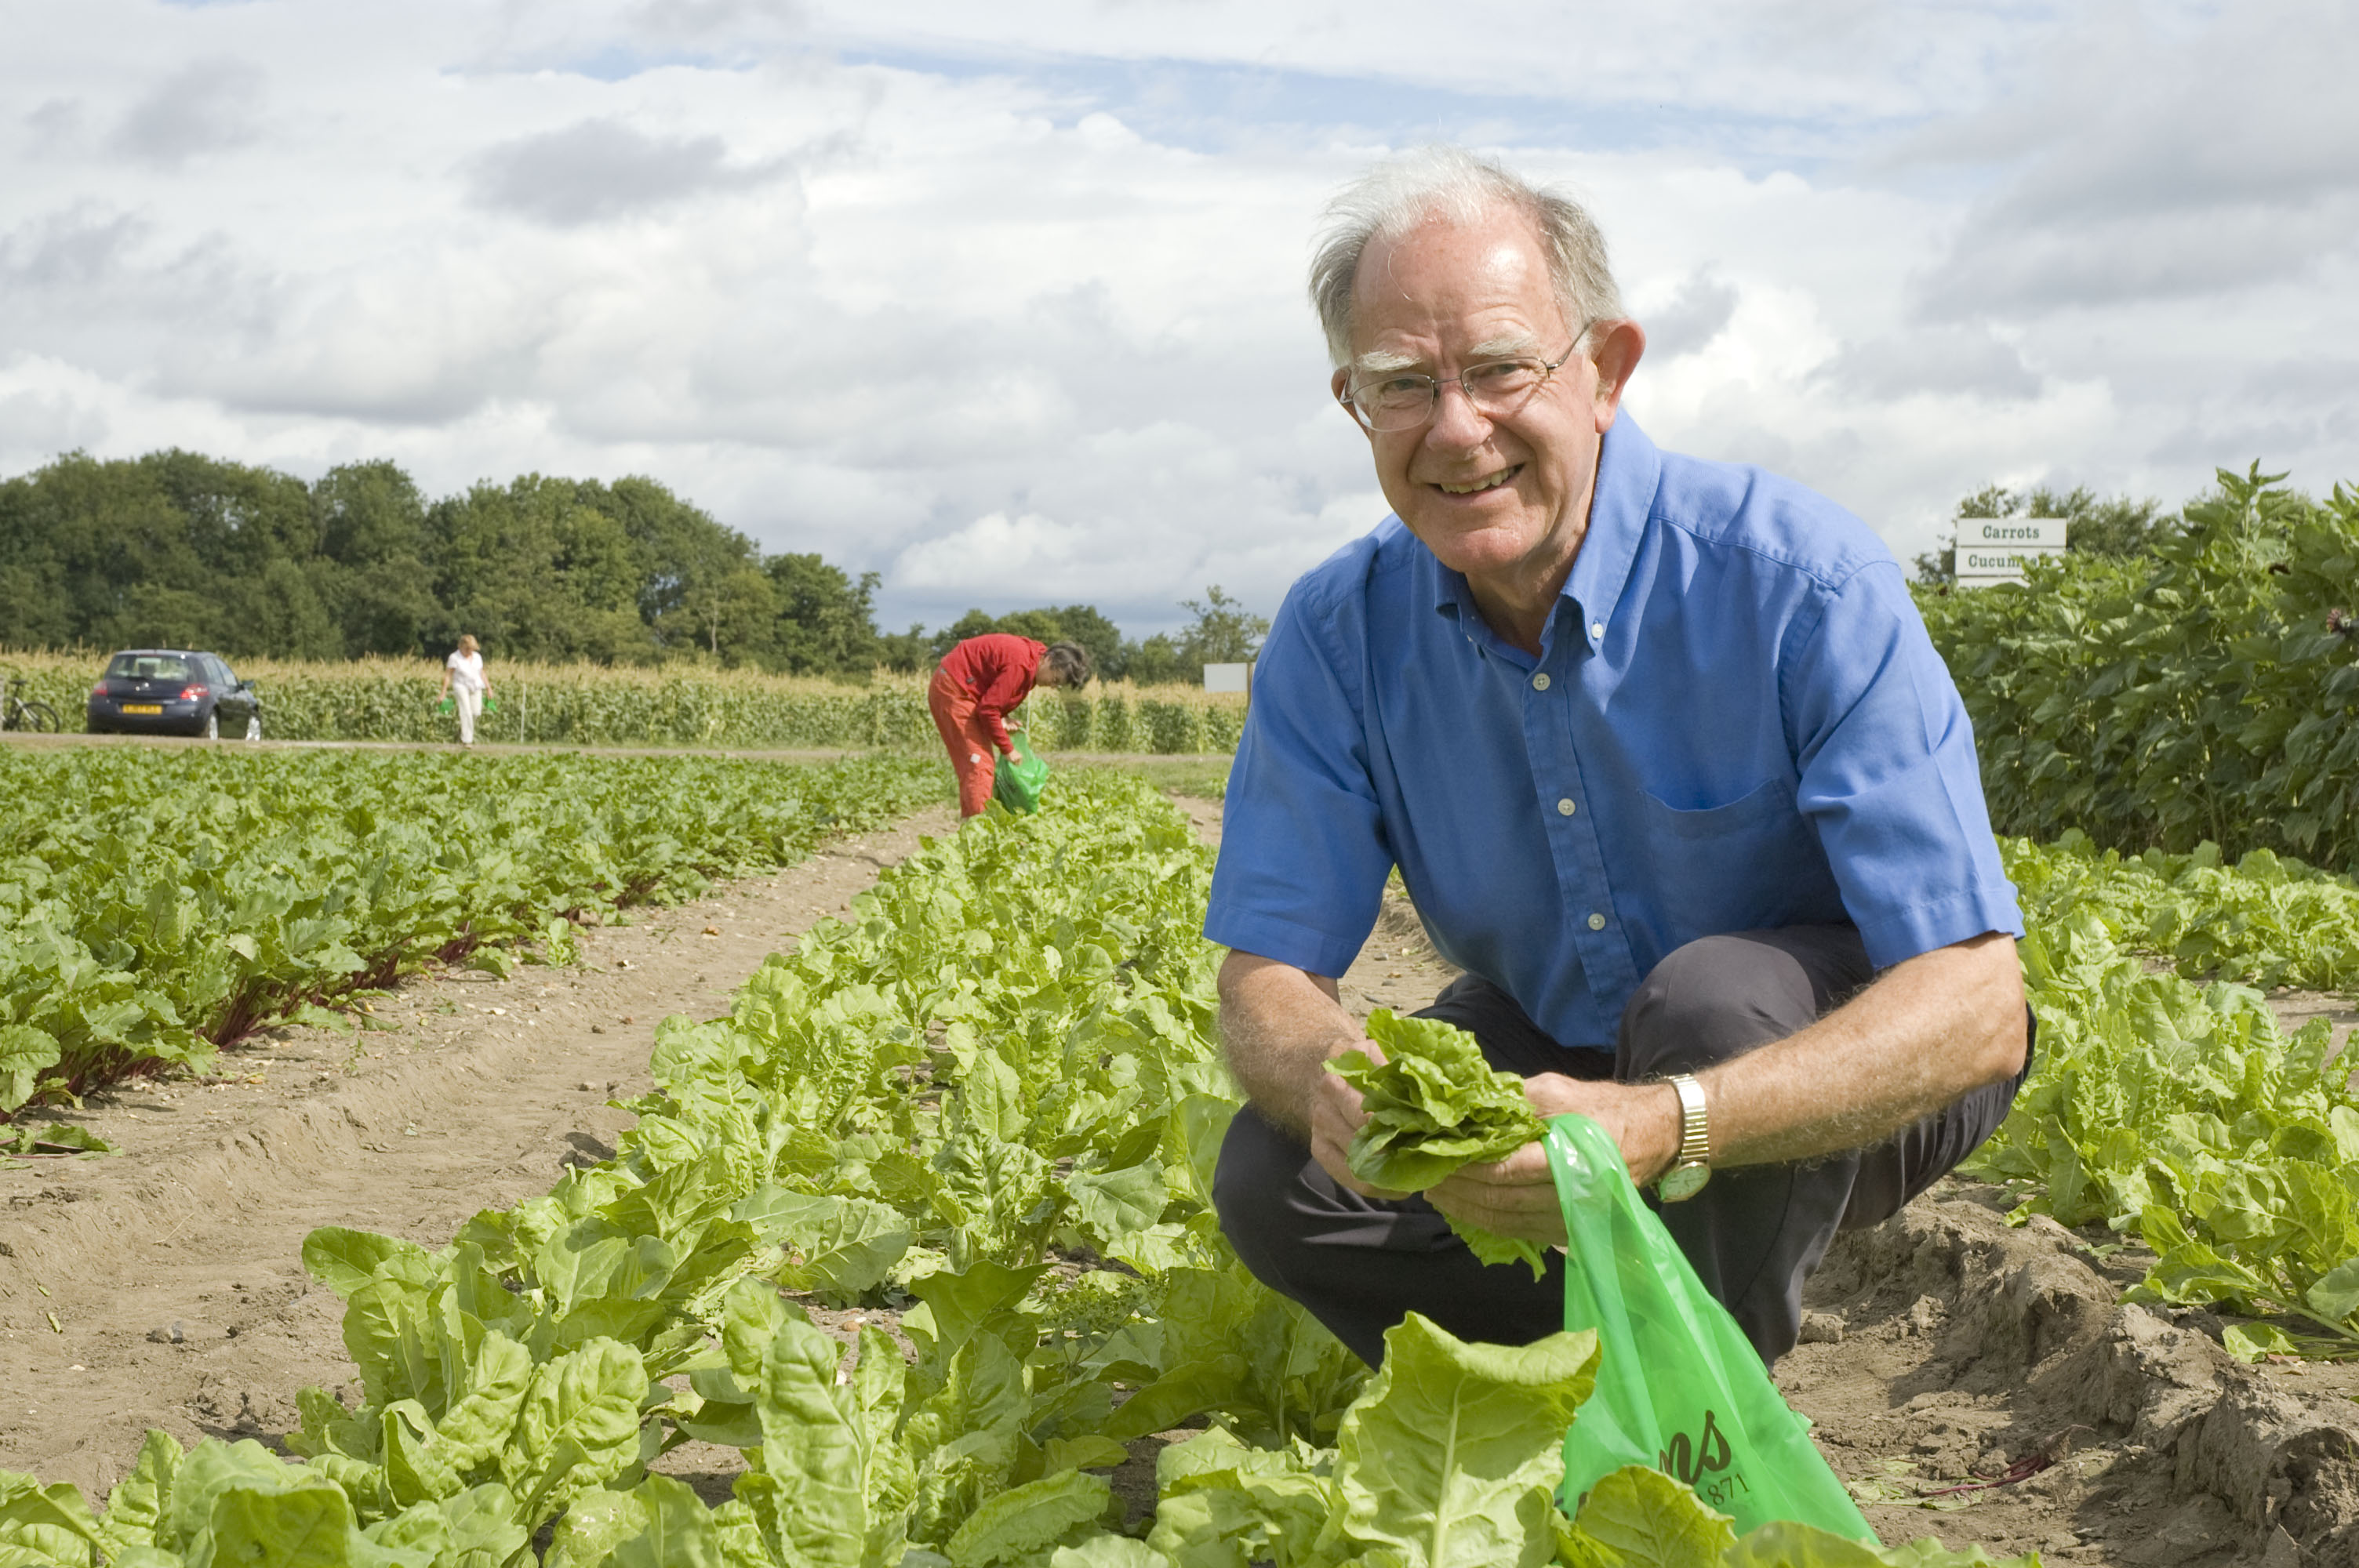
[1637,775,1793,840]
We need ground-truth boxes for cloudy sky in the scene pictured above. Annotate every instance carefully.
[4,1,2355,635]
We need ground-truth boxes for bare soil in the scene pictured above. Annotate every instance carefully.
[0,805,956,1498]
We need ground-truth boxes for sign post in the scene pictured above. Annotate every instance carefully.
[1954,517,2068,586]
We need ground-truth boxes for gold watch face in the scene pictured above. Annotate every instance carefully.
[1659,1162,1710,1203]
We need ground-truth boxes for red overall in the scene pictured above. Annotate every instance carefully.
[929,634,1046,817]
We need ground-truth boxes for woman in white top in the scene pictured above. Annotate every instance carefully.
[437,634,493,746]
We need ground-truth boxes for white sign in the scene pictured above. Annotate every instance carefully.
[1955,517,2068,586]
[1961,516,2069,549]
[1202,662,1251,694]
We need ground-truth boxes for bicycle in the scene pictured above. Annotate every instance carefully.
[2,676,60,734]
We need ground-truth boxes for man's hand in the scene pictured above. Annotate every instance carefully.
[1424,1075,1681,1245]
[1307,1040,1406,1200]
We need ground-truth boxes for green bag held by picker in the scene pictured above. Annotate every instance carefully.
[1545,1112,1873,1541]
[993,731,1049,814]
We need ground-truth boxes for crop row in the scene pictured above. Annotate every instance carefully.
[0,773,2021,1566]
[0,747,948,1112]
[1973,834,2359,1359]
[1919,465,2359,870]
[2,652,1245,754]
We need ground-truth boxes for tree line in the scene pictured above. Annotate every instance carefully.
[0,450,1267,682]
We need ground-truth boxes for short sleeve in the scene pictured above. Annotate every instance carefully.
[1203,589,1394,978]
[1784,561,2023,967]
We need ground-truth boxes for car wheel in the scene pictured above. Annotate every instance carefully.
[205,710,219,741]
[245,713,263,742]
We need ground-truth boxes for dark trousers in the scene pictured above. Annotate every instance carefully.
[1213,925,2030,1368]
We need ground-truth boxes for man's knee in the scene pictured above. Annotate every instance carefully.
[1617,925,1870,1080]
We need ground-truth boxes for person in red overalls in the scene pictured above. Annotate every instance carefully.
[929,635,1093,816]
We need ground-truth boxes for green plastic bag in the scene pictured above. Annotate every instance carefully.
[482,695,497,713]
[1545,1112,1873,1541]
[437,696,453,714]
[993,732,1049,813]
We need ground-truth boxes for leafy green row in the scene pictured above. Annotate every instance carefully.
[1918,464,2359,869]
[2001,831,2359,990]
[0,1313,2027,1568]
[1971,837,2359,1356]
[0,747,947,1111]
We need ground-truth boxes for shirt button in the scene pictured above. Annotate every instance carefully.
[1590,621,1605,640]
[1587,912,1607,931]
[1556,797,1576,816]
[1531,673,1550,691]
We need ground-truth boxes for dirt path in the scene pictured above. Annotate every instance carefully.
[0,804,957,1499]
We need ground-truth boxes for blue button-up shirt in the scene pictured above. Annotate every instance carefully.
[1205,416,2023,1056]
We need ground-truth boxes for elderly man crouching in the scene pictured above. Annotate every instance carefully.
[1204,147,2031,1369]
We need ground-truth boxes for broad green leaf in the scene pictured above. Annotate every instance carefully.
[0,1472,104,1566]
[736,1188,912,1298]
[943,1470,1110,1567]
[544,1487,648,1568]
[502,1338,649,1527]
[1068,1160,1169,1247]
[1050,1540,1171,1567]
[752,1310,868,1568]
[0,1026,61,1112]
[1326,1313,1597,1568]
[1560,1465,1735,1566]
[609,1475,726,1568]
[2307,1258,2359,1324]
[204,1481,429,1568]
[96,1429,182,1552]
[302,1228,431,1299]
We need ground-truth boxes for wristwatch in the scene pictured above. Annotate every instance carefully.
[1658,1073,1711,1202]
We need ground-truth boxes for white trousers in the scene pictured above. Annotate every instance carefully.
[454,687,482,745]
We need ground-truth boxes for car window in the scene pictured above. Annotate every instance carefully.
[209,656,237,687]
[107,654,194,682]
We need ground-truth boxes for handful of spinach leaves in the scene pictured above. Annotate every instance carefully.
[1332,1008,1548,1278]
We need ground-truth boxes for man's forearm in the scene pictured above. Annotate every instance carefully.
[1696,931,2026,1172]
[1216,951,1361,1140]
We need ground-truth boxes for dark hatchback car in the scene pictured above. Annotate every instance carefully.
[85,649,264,740]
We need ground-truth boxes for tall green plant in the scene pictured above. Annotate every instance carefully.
[1921,465,2359,869]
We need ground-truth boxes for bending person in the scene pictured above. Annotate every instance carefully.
[1206,148,2030,1371]
[928,634,1091,817]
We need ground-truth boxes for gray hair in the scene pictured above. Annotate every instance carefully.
[1308,146,1623,368]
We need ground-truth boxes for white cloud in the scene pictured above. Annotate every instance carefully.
[1,0,2354,636]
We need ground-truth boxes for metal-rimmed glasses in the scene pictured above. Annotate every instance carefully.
[1339,328,1592,433]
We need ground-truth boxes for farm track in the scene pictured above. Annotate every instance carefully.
[0,803,957,1500]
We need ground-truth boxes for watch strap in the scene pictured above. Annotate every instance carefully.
[1667,1072,1710,1167]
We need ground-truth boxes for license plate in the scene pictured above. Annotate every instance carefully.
[121,704,162,714]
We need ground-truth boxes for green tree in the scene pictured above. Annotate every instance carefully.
[765,554,881,674]
[313,461,441,657]
[877,622,932,673]
[1177,584,1269,667]
[428,477,653,663]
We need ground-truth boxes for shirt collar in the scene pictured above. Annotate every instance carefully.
[1562,412,1659,652]
[1426,413,1662,654]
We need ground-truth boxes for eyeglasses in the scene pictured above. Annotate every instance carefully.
[1339,331,1590,433]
